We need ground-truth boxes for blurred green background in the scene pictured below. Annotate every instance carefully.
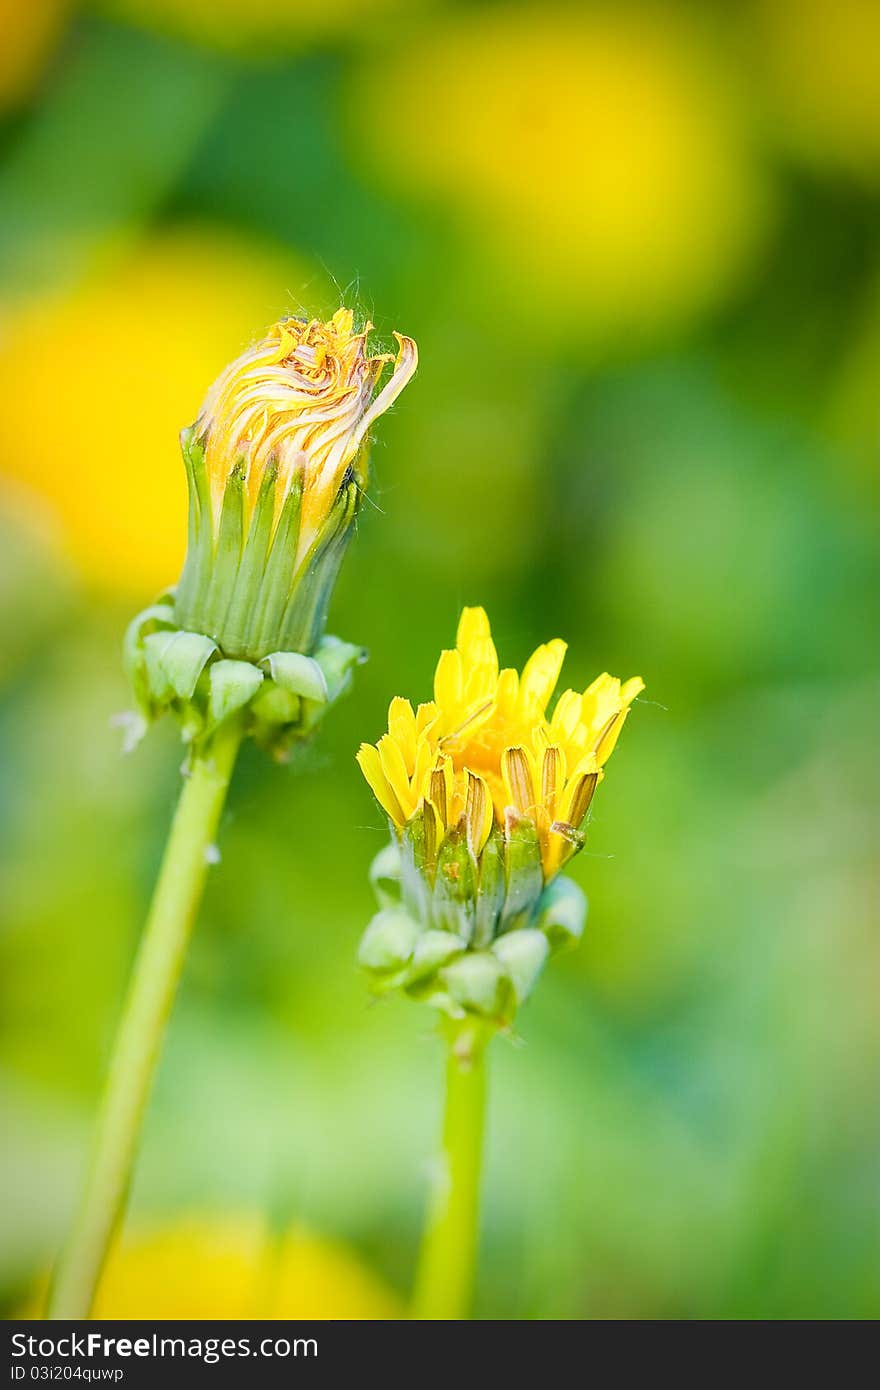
[1,0,878,1319]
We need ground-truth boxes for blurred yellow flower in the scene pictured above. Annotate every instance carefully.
[81,1214,400,1318]
[0,0,68,111]
[753,0,880,183]
[350,3,768,340]
[359,606,643,879]
[97,0,424,54]
[0,231,316,597]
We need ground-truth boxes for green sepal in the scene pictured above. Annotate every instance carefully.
[474,828,505,947]
[141,631,177,703]
[280,480,357,655]
[441,951,515,1024]
[262,651,328,702]
[202,462,245,639]
[123,598,176,713]
[172,430,360,663]
[405,929,468,987]
[492,928,549,1005]
[221,459,279,658]
[312,636,367,702]
[369,841,403,908]
[432,831,476,938]
[298,636,367,735]
[358,907,419,984]
[153,630,217,701]
[249,682,301,728]
[399,818,433,924]
[208,658,263,727]
[173,428,212,628]
[535,875,587,953]
[251,470,304,658]
[502,812,544,931]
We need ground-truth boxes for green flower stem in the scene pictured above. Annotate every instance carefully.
[47,718,243,1320]
[412,1021,490,1320]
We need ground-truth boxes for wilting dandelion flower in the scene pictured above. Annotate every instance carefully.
[48,306,416,1322]
[357,607,642,1026]
[126,309,417,755]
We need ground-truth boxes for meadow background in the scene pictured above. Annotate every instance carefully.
[0,0,877,1319]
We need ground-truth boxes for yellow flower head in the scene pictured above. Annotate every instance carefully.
[358,607,643,880]
[197,308,418,563]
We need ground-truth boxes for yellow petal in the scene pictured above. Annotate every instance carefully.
[387,696,417,772]
[376,733,415,817]
[520,638,567,712]
[433,648,462,708]
[495,666,520,713]
[413,737,438,801]
[349,333,419,457]
[356,743,404,825]
[456,606,491,649]
[457,607,499,690]
[416,700,438,733]
[548,688,583,742]
[594,710,629,764]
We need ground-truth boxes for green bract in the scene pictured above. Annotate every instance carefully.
[125,591,364,758]
[175,427,359,663]
[123,430,365,756]
[358,822,587,1029]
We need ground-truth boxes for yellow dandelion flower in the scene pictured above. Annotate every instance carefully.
[356,607,643,1024]
[356,696,438,825]
[360,606,641,879]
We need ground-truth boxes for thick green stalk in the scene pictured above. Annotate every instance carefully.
[47,719,243,1320]
[411,1022,490,1320]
